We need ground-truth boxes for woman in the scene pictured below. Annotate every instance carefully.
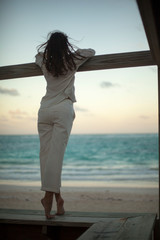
[35,31,95,219]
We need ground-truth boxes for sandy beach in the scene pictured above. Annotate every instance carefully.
[0,182,158,215]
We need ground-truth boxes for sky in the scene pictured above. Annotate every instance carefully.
[0,0,158,135]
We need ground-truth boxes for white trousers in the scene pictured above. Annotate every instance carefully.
[38,99,75,193]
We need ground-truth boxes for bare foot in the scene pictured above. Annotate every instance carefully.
[41,197,55,219]
[55,194,65,215]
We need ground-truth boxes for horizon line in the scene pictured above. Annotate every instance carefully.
[0,132,158,136]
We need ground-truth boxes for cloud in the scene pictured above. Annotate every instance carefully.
[8,109,36,122]
[0,86,20,96]
[100,81,120,88]
[9,109,28,119]
[75,106,89,112]
[139,115,150,120]
[0,116,8,122]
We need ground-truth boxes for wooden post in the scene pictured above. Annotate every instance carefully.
[136,0,160,66]
[136,0,160,231]
[158,66,160,219]
[154,66,160,240]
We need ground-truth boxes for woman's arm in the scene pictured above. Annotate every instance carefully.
[75,48,96,68]
[35,52,43,67]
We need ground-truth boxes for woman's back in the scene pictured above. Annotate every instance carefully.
[35,45,95,107]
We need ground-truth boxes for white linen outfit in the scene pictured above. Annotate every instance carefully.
[35,48,95,193]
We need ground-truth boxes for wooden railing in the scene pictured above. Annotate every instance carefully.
[0,51,155,80]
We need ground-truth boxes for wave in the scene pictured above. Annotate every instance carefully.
[0,134,158,184]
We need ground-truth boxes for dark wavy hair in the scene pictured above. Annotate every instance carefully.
[38,31,82,77]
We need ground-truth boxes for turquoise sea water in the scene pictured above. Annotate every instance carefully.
[0,134,158,186]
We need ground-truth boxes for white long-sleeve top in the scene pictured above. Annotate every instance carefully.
[35,48,95,108]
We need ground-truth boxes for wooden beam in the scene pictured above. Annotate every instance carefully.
[136,0,160,66]
[0,209,157,240]
[0,51,155,80]
[77,215,156,240]
[158,66,160,219]
[78,51,155,71]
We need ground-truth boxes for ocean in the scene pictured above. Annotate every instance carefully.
[0,134,158,188]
